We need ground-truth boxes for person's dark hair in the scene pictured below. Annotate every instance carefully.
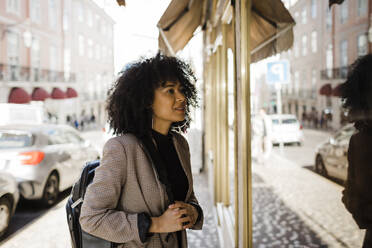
[106,53,198,137]
[341,54,372,121]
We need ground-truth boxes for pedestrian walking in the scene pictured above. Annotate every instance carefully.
[341,54,372,248]
[79,53,203,248]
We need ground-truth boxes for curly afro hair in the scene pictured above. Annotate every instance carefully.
[106,53,199,137]
[341,54,372,121]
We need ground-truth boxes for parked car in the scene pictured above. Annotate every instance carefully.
[0,172,19,238]
[269,114,304,146]
[314,123,355,182]
[0,124,100,207]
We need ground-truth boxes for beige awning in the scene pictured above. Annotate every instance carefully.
[250,0,295,62]
[157,0,203,55]
[157,0,295,62]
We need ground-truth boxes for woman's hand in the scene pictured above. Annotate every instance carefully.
[149,206,189,233]
[168,201,199,229]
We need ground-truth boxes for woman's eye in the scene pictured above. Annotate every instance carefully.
[167,89,175,94]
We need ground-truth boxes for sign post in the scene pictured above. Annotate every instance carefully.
[266,60,290,152]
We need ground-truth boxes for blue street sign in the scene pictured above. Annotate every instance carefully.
[266,60,290,85]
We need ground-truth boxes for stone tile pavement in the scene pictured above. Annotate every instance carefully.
[252,152,365,248]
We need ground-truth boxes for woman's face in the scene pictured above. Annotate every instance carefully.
[152,81,186,131]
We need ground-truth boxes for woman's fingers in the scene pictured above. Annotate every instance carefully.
[183,222,193,229]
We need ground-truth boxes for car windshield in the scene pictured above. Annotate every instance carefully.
[0,131,34,149]
[272,118,297,125]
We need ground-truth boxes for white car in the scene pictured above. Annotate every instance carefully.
[0,172,19,238]
[269,114,304,146]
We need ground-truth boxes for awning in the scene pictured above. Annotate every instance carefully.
[157,0,295,62]
[157,0,203,55]
[8,88,31,104]
[66,87,78,98]
[32,88,51,101]
[332,84,342,97]
[51,88,67,99]
[319,84,332,96]
[250,0,295,62]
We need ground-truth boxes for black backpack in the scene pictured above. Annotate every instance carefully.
[66,160,118,248]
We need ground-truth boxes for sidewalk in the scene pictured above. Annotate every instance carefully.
[252,151,365,248]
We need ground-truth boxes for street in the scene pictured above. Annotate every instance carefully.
[252,129,365,248]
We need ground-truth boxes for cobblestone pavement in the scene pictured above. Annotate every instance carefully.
[187,173,220,248]
[253,150,365,248]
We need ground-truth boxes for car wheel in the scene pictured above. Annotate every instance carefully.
[0,197,11,238]
[42,173,59,207]
[315,155,327,176]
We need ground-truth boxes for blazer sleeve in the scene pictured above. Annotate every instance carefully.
[79,138,143,244]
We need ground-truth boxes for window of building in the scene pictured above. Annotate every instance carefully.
[102,21,107,35]
[326,44,333,77]
[96,15,101,32]
[311,0,317,18]
[95,44,101,60]
[340,40,348,67]
[294,42,299,58]
[63,12,69,31]
[311,68,317,98]
[49,0,57,28]
[88,39,93,59]
[87,9,93,27]
[358,0,367,16]
[6,0,20,14]
[294,71,300,95]
[301,8,307,24]
[302,35,307,56]
[294,11,299,22]
[357,34,368,57]
[77,2,84,22]
[311,31,317,53]
[64,49,71,80]
[7,32,19,65]
[31,38,40,69]
[78,35,84,56]
[326,8,332,30]
[102,46,107,60]
[31,0,41,23]
[340,1,348,24]
[50,45,57,71]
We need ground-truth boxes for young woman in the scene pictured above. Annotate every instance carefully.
[341,54,372,248]
[80,53,203,248]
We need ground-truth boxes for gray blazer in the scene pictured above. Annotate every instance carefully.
[80,132,203,248]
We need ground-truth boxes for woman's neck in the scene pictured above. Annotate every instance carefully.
[152,120,170,135]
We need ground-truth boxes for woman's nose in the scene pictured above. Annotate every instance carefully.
[176,91,185,102]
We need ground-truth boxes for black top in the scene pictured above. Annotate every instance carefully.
[151,129,189,201]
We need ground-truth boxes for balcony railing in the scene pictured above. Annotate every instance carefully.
[320,66,349,80]
[0,63,76,83]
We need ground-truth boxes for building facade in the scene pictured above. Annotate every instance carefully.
[0,0,114,126]
[280,0,370,130]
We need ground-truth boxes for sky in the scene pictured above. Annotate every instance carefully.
[93,0,171,73]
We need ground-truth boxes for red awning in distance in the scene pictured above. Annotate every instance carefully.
[319,84,332,96]
[66,87,78,98]
[32,88,51,101]
[51,88,67,99]
[8,87,31,104]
